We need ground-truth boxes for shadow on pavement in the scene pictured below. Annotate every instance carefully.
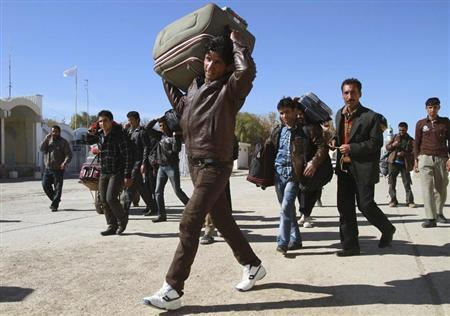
[125,232,179,238]
[163,271,449,314]
[62,209,98,212]
[0,286,34,302]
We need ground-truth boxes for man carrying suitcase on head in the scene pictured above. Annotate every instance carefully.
[143,29,265,311]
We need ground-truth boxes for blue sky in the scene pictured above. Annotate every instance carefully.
[1,0,449,133]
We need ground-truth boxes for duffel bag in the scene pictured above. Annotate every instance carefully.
[247,143,275,189]
[79,158,101,191]
[153,3,255,91]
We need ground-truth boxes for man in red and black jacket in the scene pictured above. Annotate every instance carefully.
[87,110,133,236]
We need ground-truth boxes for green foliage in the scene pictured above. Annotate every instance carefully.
[69,112,97,129]
[235,111,279,145]
[42,118,64,128]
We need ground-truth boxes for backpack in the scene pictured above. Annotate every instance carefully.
[246,143,276,188]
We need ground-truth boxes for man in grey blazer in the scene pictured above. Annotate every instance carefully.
[331,78,396,257]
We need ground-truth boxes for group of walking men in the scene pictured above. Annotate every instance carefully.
[39,28,449,311]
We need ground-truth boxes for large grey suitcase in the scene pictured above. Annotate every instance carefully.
[153,3,255,91]
[298,92,333,124]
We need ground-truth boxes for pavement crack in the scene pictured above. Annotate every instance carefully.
[1,215,97,233]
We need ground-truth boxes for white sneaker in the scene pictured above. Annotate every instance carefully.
[143,282,182,310]
[303,217,313,228]
[235,264,266,292]
[298,215,305,225]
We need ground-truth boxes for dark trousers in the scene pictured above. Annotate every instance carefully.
[297,188,322,217]
[337,171,394,250]
[166,161,261,293]
[123,170,154,212]
[42,169,64,208]
[225,180,232,210]
[145,166,158,212]
[99,173,127,228]
[388,163,414,204]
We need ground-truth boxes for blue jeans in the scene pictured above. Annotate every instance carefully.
[42,169,64,208]
[275,173,301,247]
[155,164,190,216]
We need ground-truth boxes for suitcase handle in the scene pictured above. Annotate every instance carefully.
[222,7,248,28]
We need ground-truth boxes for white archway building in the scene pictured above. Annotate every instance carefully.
[0,95,43,177]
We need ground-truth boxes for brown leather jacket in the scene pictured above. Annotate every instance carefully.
[163,40,256,162]
[266,122,328,182]
[385,133,415,172]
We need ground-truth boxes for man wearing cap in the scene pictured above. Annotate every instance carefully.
[414,97,450,228]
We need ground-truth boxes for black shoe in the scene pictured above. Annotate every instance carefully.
[143,208,157,216]
[379,226,396,248]
[116,225,127,235]
[422,219,437,228]
[287,242,303,251]
[50,205,58,212]
[200,234,214,245]
[276,245,287,255]
[336,248,360,257]
[437,214,448,224]
[152,215,167,223]
[100,226,117,236]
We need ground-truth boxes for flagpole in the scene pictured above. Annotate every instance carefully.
[84,79,89,127]
[8,55,12,99]
[75,71,78,129]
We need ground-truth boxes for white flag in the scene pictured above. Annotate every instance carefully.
[63,66,77,77]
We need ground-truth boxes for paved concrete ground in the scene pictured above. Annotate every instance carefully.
[1,171,449,315]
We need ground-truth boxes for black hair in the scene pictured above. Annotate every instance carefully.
[425,97,440,107]
[51,125,61,132]
[341,78,362,93]
[205,28,234,66]
[98,110,113,121]
[127,111,140,120]
[277,97,298,110]
[398,122,408,129]
[377,113,388,130]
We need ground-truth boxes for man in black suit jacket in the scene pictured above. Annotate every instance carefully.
[331,78,396,257]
